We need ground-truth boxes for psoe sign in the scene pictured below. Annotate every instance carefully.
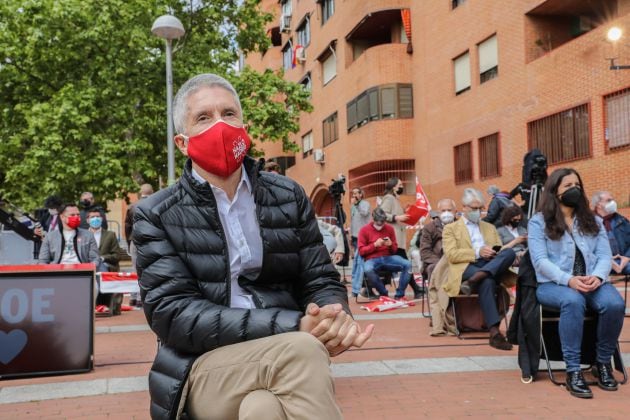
[0,264,94,379]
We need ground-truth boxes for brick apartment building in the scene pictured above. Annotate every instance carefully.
[246,0,630,221]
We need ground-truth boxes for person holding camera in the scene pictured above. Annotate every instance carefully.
[358,208,412,300]
[442,188,516,350]
[379,177,424,298]
[529,168,624,398]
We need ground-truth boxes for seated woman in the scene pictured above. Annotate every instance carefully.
[528,168,625,399]
[497,205,527,266]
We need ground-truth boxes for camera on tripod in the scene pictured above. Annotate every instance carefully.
[328,174,346,198]
[530,154,548,186]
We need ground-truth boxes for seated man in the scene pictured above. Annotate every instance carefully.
[133,73,373,419]
[358,208,412,300]
[317,217,345,265]
[591,190,630,275]
[442,188,516,350]
[421,198,457,280]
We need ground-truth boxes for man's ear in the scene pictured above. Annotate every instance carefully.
[174,134,188,156]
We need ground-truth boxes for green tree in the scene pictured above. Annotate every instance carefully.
[0,0,310,211]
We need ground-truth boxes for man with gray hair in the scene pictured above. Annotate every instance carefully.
[442,188,516,350]
[591,190,630,275]
[133,73,373,419]
[420,198,457,280]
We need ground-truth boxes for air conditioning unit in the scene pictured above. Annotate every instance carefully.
[280,14,291,33]
[295,46,306,63]
[313,149,325,164]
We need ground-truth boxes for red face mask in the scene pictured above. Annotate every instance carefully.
[185,120,251,178]
[66,216,81,229]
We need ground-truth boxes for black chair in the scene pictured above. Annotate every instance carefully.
[540,306,628,386]
[449,285,510,340]
[356,270,394,303]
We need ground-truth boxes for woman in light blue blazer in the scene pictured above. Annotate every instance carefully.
[528,168,624,399]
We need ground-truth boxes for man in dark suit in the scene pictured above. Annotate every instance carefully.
[87,207,121,272]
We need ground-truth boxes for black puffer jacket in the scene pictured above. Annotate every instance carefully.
[133,157,349,420]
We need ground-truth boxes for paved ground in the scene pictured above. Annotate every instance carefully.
[1,279,629,419]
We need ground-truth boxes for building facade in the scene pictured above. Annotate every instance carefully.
[248,0,630,221]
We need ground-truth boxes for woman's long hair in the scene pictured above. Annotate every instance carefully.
[383,177,400,196]
[538,167,599,240]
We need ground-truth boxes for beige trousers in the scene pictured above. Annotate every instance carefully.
[183,332,343,420]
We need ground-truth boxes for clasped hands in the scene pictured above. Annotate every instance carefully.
[568,275,602,293]
[612,255,629,274]
[300,303,374,357]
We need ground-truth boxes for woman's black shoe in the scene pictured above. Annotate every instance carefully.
[565,371,593,398]
[595,362,618,391]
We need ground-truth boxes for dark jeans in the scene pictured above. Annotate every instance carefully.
[461,248,516,327]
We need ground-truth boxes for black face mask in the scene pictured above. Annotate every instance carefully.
[509,220,521,228]
[396,187,404,195]
[559,187,582,208]
[80,199,92,208]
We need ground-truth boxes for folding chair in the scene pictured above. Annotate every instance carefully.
[539,306,628,386]
[355,270,394,303]
[449,285,510,340]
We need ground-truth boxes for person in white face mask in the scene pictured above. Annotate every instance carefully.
[442,188,516,350]
[591,191,630,275]
[419,198,457,280]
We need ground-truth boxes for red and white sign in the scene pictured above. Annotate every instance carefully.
[97,272,139,294]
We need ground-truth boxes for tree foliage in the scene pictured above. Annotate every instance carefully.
[0,0,311,211]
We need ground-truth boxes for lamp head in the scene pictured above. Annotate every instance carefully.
[607,26,622,42]
[151,15,185,40]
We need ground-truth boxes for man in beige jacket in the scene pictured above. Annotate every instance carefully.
[442,188,515,350]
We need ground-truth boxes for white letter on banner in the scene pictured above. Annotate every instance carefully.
[0,289,28,324]
[32,288,55,322]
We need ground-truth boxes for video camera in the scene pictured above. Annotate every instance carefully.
[522,149,548,187]
[328,174,346,199]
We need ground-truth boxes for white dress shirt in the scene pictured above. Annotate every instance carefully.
[464,217,485,259]
[192,168,262,309]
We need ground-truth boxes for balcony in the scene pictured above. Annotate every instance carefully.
[346,9,411,65]
[525,0,619,62]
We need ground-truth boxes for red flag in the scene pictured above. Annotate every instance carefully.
[404,176,431,225]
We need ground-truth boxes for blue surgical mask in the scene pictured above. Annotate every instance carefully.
[89,217,102,229]
[466,210,481,224]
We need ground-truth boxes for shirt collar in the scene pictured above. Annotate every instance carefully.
[191,166,252,194]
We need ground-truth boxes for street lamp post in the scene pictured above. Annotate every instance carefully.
[151,15,185,185]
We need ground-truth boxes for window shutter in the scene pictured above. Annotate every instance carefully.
[381,86,396,118]
[398,85,413,118]
[346,100,357,131]
[454,52,471,93]
[357,93,369,124]
[322,52,336,84]
[368,88,379,120]
[478,35,498,73]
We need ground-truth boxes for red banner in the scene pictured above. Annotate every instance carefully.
[404,176,431,225]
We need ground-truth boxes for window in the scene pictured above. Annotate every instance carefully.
[282,42,293,70]
[323,112,339,146]
[320,47,336,85]
[281,0,292,17]
[528,104,590,164]
[320,0,335,25]
[302,131,313,157]
[605,87,630,150]
[346,84,413,132]
[300,73,312,95]
[452,0,466,9]
[454,142,473,184]
[453,51,471,94]
[478,35,498,83]
[478,133,500,179]
[297,15,310,47]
